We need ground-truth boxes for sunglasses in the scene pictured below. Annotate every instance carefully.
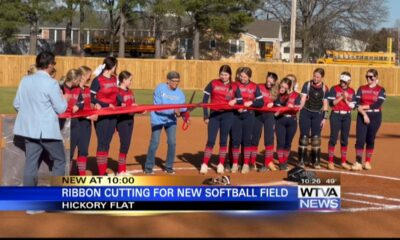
[365,75,375,80]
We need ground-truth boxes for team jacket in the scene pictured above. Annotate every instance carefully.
[202,79,236,118]
[61,84,83,114]
[234,81,264,109]
[356,84,386,111]
[90,75,119,107]
[328,85,356,112]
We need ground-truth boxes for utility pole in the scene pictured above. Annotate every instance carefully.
[398,27,400,65]
[289,0,297,63]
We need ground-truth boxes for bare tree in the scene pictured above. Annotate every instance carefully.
[21,0,55,55]
[118,0,127,58]
[143,0,185,58]
[260,0,388,61]
[63,0,80,56]
[79,1,93,56]
[117,0,145,58]
[93,0,118,56]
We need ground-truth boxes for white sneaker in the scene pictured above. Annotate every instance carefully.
[231,163,239,173]
[363,162,372,170]
[267,162,278,171]
[217,163,224,174]
[327,162,335,170]
[351,162,363,171]
[241,164,250,174]
[200,163,208,175]
[250,163,258,171]
[341,162,351,170]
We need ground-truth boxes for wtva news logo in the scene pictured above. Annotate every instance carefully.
[298,186,341,211]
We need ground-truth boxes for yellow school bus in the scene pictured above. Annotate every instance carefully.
[126,37,156,56]
[317,50,396,66]
[83,36,156,57]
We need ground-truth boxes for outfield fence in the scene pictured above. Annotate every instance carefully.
[1,55,399,95]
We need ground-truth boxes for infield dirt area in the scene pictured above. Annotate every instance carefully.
[1,116,400,237]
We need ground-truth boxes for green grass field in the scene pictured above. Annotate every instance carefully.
[0,87,205,117]
[1,87,399,122]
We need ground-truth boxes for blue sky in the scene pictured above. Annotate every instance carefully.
[383,0,400,28]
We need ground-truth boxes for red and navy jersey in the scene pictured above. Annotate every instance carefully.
[80,86,92,111]
[258,83,275,107]
[275,92,301,107]
[117,88,135,106]
[234,81,263,108]
[62,84,83,114]
[202,79,236,118]
[203,79,235,104]
[288,91,301,106]
[274,91,301,116]
[356,84,386,110]
[328,85,356,111]
[90,75,118,107]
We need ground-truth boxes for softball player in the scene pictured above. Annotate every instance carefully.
[225,67,244,171]
[72,66,93,176]
[252,72,278,172]
[200,65,236,175]
[274,77,301,170]
[61,69,83,166]
[116,71,136,176]
[90,57,119,176]
[327,72,356,170]
[231,67,264,174]
[352,69,386,171]
[298,68,329,169]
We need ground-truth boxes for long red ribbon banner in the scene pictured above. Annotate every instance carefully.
[58,103,299,119]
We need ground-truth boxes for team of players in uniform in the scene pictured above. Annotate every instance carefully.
[47,56,385,176]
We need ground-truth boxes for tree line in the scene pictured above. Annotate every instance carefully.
[0,0,392,61]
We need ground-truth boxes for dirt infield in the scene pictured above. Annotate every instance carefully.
[1,116,400,237]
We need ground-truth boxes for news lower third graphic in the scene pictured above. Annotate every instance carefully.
[0,174,341,212]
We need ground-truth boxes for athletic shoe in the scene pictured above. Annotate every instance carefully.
[107,172,116,177]
[258,166,267,172]
[327,162,335,170]
[200,163,208,175]
[279,163,288,171]
[250,163,258,171]
[224,163,231,171]
[241,164,250,174]
[313,163,321,169]
[217,163,224,174]
[363,162,372,170]
[267,162,278,171]
[143,169,154,175]
[231,163,239,173]
[164,169,176,175]
[351,162,362,171]
[341,162,351,170]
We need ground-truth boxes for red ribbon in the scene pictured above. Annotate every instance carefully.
[59,103,299,119]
